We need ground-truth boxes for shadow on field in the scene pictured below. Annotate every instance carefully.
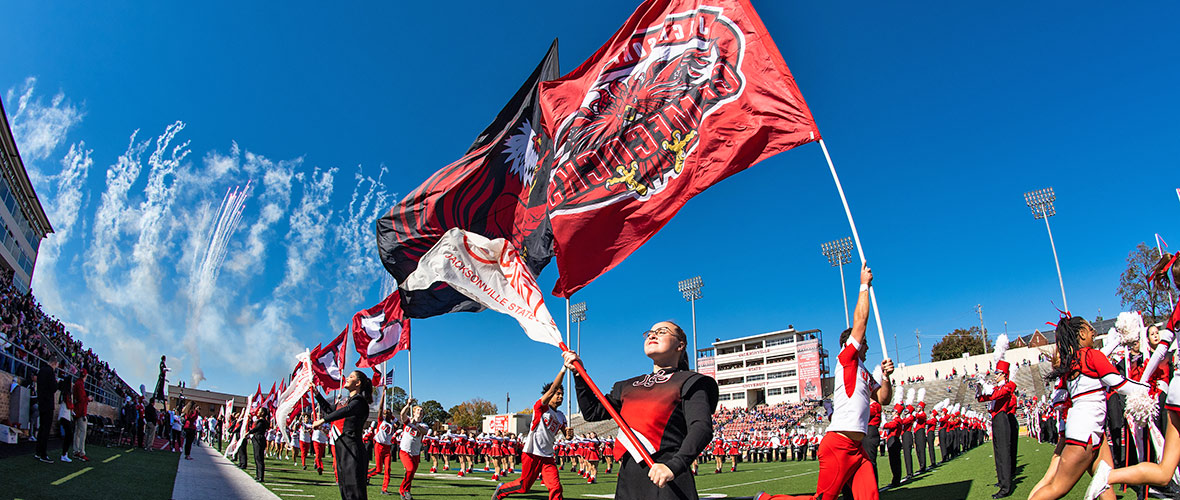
[881,479,972,499]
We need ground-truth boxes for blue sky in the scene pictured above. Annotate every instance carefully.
[2,1,1178,411]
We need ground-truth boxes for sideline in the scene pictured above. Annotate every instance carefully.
[171,441,280,500]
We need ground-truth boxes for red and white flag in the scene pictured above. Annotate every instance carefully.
[402,228,563,347]
[264,382,278,413]
[226,393,253,457]
[539,0,820,296]
[352,291,411,368]
[276,350,314,441]
[311,328,348,390]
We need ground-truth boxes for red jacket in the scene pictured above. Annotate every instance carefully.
[73,378,89,418]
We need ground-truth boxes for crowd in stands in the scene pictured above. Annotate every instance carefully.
[0,267,130,404]
[712,401,822,439]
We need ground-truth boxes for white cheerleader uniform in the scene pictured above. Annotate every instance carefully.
[1060,347,1147,448]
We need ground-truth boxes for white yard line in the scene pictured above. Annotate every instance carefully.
[699,469,818,491]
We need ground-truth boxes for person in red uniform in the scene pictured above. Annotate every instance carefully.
[564,320,719,500]
[914,399,928,474]
[882,406,904,488]
[756,265,894,500]
[494,367,568,500]
[711,437,725,473]
[924,403,938,467]
[978,357,1019,499]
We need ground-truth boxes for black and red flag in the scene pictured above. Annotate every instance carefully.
[310,328,348,390]
[351,290,410,368]
[376,40,560,318]
[538,0,820,296]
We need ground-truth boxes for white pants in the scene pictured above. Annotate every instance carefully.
[73,418,87,455]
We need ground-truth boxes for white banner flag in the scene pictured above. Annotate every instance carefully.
[402,228,563,347]
[226,394,253,457]
[276,350,314,442]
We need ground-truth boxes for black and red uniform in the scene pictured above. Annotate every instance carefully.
[574,368,718,500]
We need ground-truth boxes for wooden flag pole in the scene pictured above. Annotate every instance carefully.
[819,139,889,359]
[558,341,655,468]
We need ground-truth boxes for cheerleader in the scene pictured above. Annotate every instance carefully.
[426,429,441,473]
[311,420,330,475]
[490,431,506,481]
[298,415,313,469]
[584,432,601,484]
[727,435,742,472]
[1086,327,1179,499]
[1029,315,1148,500]
[712,436,726,473]
[461,430,477,476]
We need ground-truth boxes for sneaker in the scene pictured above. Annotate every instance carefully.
[754,493,769,500]
[1084,461,1112,500]
[78,454,91,462]
[60,454,72,463]
[492,482,504,500]
[36,455,52,463]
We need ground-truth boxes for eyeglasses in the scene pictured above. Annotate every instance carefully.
[642,327,675,341]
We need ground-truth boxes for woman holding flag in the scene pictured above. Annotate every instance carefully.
[313,370,373,500]
[563,320,718,500]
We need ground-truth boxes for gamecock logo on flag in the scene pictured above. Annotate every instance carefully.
[311,328,348,390]
[352,290,411,368]
[540,0,820,296]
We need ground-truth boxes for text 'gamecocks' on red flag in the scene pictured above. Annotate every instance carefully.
[352,290,411,369]
[401,228,564,348]
[376,40,561,319]
[539,0,820,297]
[310,328,348,390]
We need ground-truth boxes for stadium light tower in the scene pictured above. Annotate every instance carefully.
[1024,187,1069,312]
[570,302,587,414]
[678,276,703,369]
[821,237,855,328]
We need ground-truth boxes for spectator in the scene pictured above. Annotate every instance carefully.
[33,356,60,463]
[71,370,90,462]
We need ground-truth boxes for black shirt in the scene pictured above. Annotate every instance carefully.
[36,362,57,406]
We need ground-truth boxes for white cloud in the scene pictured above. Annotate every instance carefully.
[5,77,84,182]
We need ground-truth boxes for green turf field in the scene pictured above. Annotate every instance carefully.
[0,444,179,500]
[243,437,1138,499]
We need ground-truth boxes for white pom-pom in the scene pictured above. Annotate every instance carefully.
[993,333,1009,363]
[1125,390,1160,427]
[1116,312,1145,347]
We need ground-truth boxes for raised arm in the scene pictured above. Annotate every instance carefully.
[540,366,567,407]
[849,264,873,347]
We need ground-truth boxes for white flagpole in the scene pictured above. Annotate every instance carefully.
[819,139,889,359]
[407,350,413,403]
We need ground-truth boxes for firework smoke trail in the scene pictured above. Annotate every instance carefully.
[186,182,252,385]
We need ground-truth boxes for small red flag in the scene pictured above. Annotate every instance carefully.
[352,291,411,369]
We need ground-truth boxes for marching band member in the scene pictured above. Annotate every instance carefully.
[977,335,1018,499]
[913,390,928,474]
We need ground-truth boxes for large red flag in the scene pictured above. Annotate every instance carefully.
[539,0,820,296]
[351,291,411,369]
[311,328,348,390]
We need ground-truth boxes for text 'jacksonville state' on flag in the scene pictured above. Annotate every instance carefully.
[539,0,820,297]
[376,40,560,319]
[401,228,563,348]
[351,290,410,368]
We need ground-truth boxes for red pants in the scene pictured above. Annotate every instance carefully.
[764,432,878,500]
[496,452,562,500]
[313,442,326,470]
[370,443,391,477]
[399,451,420,495]
[300,441,310,467]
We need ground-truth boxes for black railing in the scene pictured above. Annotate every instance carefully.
[0,341,125,408]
